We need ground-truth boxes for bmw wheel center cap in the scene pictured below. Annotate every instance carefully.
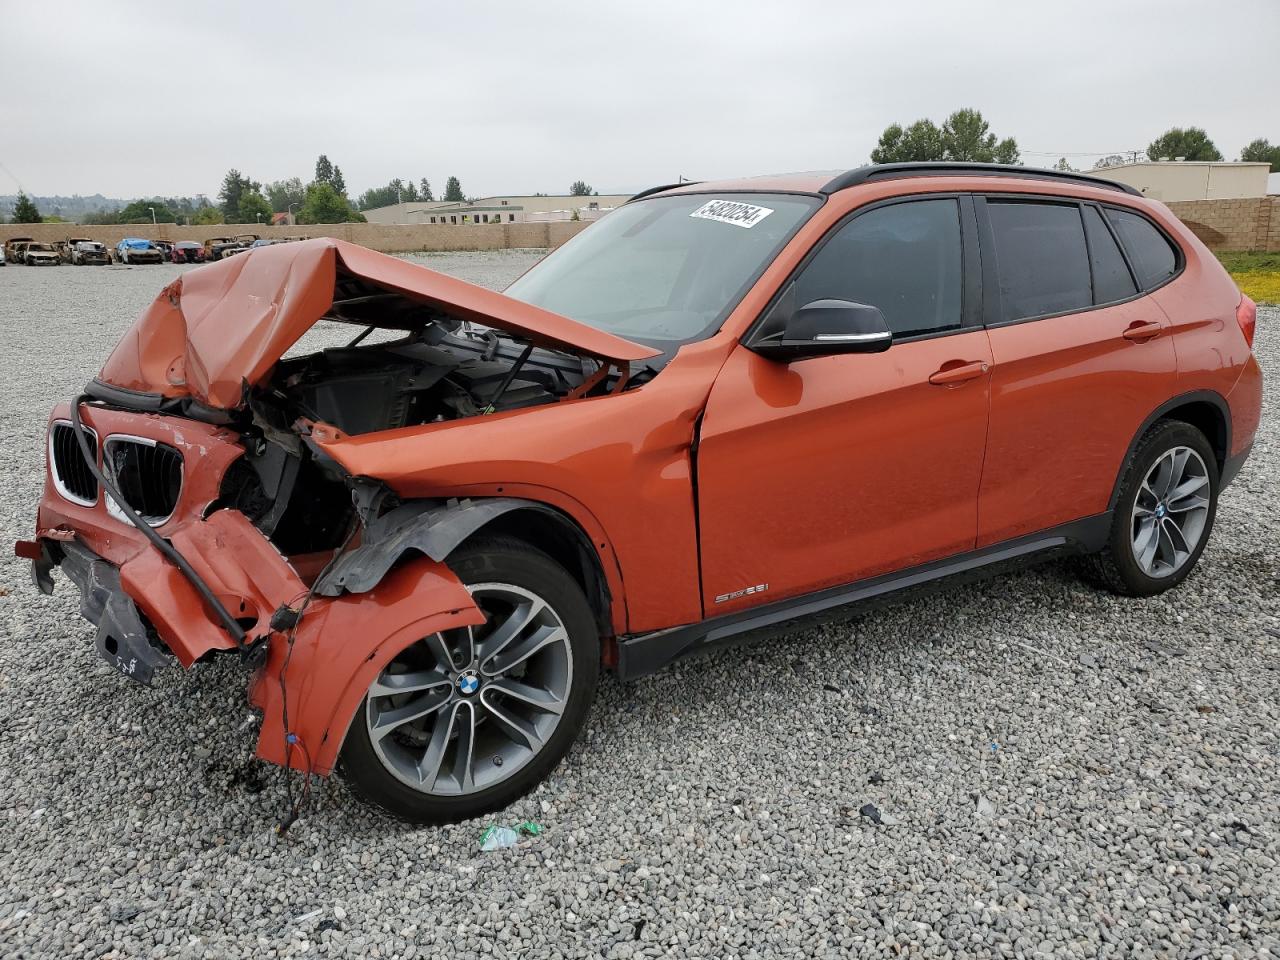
[457,671,480,696]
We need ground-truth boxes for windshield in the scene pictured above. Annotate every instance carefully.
[504,193,819,346]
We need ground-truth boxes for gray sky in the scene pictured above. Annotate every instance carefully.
[3,0,1277,200]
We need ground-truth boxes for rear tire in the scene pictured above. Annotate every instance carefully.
[339,537,599,824]
[1082,420,1218,597]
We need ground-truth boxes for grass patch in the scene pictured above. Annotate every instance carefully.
[1215,250,1280,304]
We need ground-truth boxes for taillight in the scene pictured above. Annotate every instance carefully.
[1236,294,1256,349]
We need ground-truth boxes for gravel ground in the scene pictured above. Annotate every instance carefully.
[0,257,1277,959]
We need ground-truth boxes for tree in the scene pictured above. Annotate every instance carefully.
[265,177,306,214]
[419,178,433,201]
[1146,127,1222,162]
[217,170,261,221]
[442,176,465,202]
[870,109,1018,164]
[941,109,1019,163]
[11,191,41,223]
[237,190,273,224]
[314,154,334,185]
[871,120,943,163]
[569,180,595,196]
[117,199,179,224]
[1093,154,1131,169]
[193,206,225,225]
[1241,138,1280,172]
[1053,157,1075,172]
[298,181,360,224]
[332,165,347,197]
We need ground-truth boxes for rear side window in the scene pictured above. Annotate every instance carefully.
[987,201,1091,323]
[1105,208,1179,290]
[793,198,963,339]
[1082,206,1138,304]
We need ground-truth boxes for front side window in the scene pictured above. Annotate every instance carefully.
[505,193,819,346]
[791,198,963,339]
[1105,208,1178,290]
[988,200,1091,323]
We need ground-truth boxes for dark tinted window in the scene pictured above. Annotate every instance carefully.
[988,201,1091,323]
[793,198,963,338]
[1083,205,1137,304]
[1105,208,1178,290]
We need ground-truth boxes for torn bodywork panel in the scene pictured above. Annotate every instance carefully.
[97,237,658,410]
[29,399,485,774]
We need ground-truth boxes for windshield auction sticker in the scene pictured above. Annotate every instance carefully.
[689,199,774,228]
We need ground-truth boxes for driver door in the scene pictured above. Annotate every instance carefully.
[695,195,993,613]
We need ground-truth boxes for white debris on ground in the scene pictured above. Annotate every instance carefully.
[0,257,1276,959]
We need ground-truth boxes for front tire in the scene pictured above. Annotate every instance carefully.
[1082,420,1218,597]
[339,538,599,824]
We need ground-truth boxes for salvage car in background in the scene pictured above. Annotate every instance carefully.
[4,237,33,264]
[66,239,111,265]
[204,234,258,260]
[22,242,61,266]
[18,163,1262,824]
[152,240,175,262]
[115,238,163,265]
[170,240,205,264]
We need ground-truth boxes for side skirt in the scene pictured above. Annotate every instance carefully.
[614,513,1111,681]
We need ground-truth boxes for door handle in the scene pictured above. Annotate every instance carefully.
[928,360,989,386]
[1122,321,1163,342]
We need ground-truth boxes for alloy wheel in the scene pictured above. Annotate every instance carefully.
[1130,445,1211,578]
[364,583,573,796]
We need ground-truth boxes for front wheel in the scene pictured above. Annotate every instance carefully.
[1082,420,1218,597]
[339,538,600,824]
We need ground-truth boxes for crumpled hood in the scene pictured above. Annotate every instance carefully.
[98,237,659,410]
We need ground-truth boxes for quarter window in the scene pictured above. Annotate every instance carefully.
[1082,205,1137,304]
[987,201,1092,323]
[1105,208,1178,290]
[793,198,963,339]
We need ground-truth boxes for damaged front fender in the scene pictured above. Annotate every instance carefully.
[250,555,484,776]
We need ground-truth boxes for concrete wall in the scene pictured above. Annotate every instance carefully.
[1096,162,1271,202]
[1165,197,1279,251]
[0,220,593,253]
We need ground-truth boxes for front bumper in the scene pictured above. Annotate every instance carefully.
[22,402,483,775]
[30,538,171,684]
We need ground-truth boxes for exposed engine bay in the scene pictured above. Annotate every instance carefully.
[211,283,643,558]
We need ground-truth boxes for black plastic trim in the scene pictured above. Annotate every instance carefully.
[821,162,1143,197]
[1221,442,1252,489]
[628,182,702,202]
[615,514,1112,681]
[1105,390,1232,509]
[86,378,166,411]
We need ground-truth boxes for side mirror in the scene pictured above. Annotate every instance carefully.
[749,297,892,361]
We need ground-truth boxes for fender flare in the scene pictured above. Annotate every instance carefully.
[1105,389,1231,511]
[319,497,585,593]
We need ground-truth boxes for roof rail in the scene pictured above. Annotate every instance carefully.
[627,181,701,203]
[821,162,1142,197]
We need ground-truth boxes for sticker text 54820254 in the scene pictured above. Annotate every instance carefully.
[689,200,774,229]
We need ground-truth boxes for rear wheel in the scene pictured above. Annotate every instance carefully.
[339,538,599,824]
[1082,420,1218,596]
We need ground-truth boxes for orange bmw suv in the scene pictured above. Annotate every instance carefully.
[19,163,1262,823]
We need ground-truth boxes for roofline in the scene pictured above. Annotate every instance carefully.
[820,162,1143,197]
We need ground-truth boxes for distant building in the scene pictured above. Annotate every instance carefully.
[361,194,633,225]
[1093,161,1270,202]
